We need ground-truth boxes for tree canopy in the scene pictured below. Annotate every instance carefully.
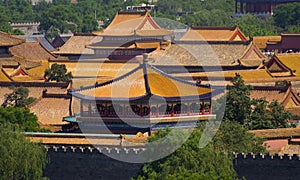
[0,106,42,132]
[2,86,36,108]
[134,120,265,179]
[0,0,299,36]
[44,63,72,82]
[223,75,292,130]
[0,123,48,179]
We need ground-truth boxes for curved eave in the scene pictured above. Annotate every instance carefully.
[148,64,212,89]
[69,92,212,102]
[69,92,149,102]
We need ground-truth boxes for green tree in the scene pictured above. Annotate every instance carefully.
[268,101,292,128]
[212,120,266,154]
[135,128,237,180]
[222,75,292,130]
[39,5,79,34]
[44,63,72,82]
[236,14,278,36]
[135,120,266,179]
[0,123,48,179]
[246,99,291,130]
[0,107,41,132]
[0,8,12,32]
[223,75,253,124]
[2,86,36,108]
[80,15,99,33]
[247,98,272,130]
[273,2,300,29]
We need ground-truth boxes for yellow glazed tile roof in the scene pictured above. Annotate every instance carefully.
[54,35,102,55]
[74,64,212,99]
[180,26,247,41]
[100,11,172,37]
[9,42,56,61]
[149,43,263,66]
[253,36,281,49]
[174,69,272,80]
[276,53,300,76]
[51,61,139,78]
[0,69,11,81]
[27,60,49,77]
[80,68,146,98]
[147,68,211,97]
[0,31,25,46]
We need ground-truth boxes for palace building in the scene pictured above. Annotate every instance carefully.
[66,55,215,134]
[90,10,173,61]
[180,25,247,42]
[235,0,300,17]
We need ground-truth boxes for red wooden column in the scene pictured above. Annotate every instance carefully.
[148,105,151,118]
[171,104,174,117]
[88,104,91,116]
[140,104,143,117]
[201,101,205,115]
[104,103,108,117]
[240,2,244,13]
[187,103,190,116]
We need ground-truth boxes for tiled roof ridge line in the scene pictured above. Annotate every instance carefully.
[0,68,13,81]
[281,85,300,106]
[226,84,289,91]
[281,84,293,105]
[9,66,29,77]
[147,64,211,89]
[240,41,266,60]
[190,25,238,30]
[0,31,26,45]
[106,10,147,30]
[291,88,300,104]
[33,40,58,59]
[71,65,142,92]
[233,152,300,160]
[174,40,251,44]
[273,54,294,75]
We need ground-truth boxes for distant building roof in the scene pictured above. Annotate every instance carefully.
[180,25,247,41]
[53,33,102,55]
[18,34,56,51]
[93,10,173,37]
[266,53,300,77]
[50,61,139,79]
[250,83,300,108]
[149,41,266,67]
[0,31,25,47]
[253,36,281,50]
[9,42,57,61]
[52,34,72,48]
[266,33,300,52]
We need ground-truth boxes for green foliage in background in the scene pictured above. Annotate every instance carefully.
[2,86,36,108]
[0,123,48,179]
[0,0,299,36]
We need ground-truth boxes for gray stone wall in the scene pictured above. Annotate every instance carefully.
[44,151,300,180]
[44,150,142,180]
